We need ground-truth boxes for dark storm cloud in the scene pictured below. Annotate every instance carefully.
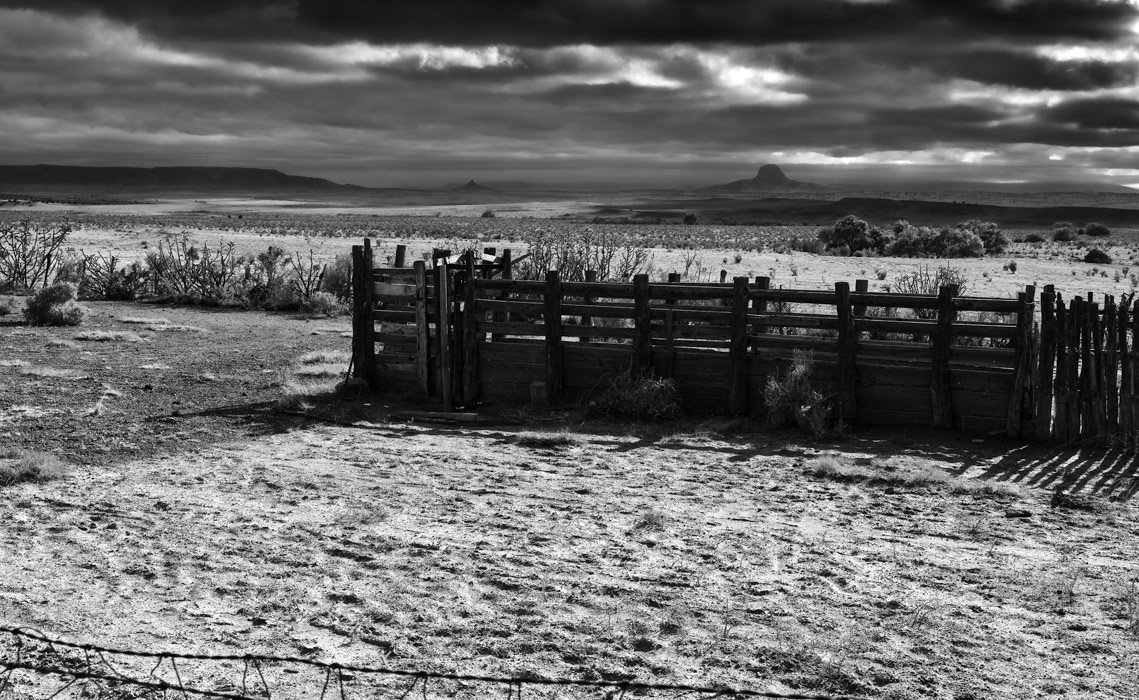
[925,48,1139,90]
[1043,98,1139,130]
[5,0,1136,45]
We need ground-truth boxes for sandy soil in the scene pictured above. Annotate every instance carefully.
[2,302,1139,699]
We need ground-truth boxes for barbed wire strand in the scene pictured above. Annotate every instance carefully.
[1,626,861,700]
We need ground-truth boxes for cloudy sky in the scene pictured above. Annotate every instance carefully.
[1,0,1138,189]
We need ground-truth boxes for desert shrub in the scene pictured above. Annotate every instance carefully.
[298,291,345,316]
[1085,249,1112,264]
[518,228,649,281]
[1004,260,1018,273]
[0,220,71,291]
[763,350,830,436]
[780,236,825,254]
[588,371,681,420]
[71,252,148,300]
[683,212,697,225]
[0,448,65,486]
[145,235,243,303]
[1023,233,1045,243]
[887,224,984,258]
[893,265,968,319]
[0,297,11,315]
[481,209,496,218]
[320,252,352,301]
[23,282,85,326]
[818,215,889,255]
[958,220,1008,255]
[244,246,301,310]
[1052,228,1074,242]
[1085,222,1111,237]
[1054,221,1074,230]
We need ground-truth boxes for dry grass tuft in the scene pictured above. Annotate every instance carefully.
[277,376,344,411]
[0,448,65,486]
[631,508,667,532]
[514,430,581,448]
[298,350,352,365]
[19,365,88,380]
[120,316,170,325]
[74,330,147,343]
[45,338,80,349]
[806,454,1018,496]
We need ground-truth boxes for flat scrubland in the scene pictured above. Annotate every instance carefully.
[1,300,1139,699]
[3,203,1139,698]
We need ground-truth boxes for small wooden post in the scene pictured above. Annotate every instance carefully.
[1120,300,1133,446]
[930,284,957,429]
[665,272,680,376]
[350,244,366,382]
[1006,286,1034,438]
[1067,297,1083,440]
[482,247,496,279]
[544,270,563,402]
[836,281,857,425]
[413,260,430,396]
[853,279,869,319]
[493,249,513,342]
[1131,298,1139,443]
[394,244,407,269]
[581,269,597,346]
[728,277,750,415]
[1089,300,1106,436]
[1036,285,1057,441]
[1105,296,1119,435]
[632,274,652,376]
[1054,294,1070,443]
[501,249,513,280]
[435,264,453,411]
[462,255,480,406]
[753,276,769,336]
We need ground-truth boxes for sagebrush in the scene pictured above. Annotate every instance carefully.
[588,371,681,420]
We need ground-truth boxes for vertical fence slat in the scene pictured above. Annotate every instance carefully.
[544,270,563,402]
[581,269,597,346]
[1131,299,1139,443]
[394,244,407,269]
[836,281,857,425]
[1121,299,1134,446]
[1006,285,1035,439]
[1065,297,1082,440]
[665,272,681,377]
[1105,296,1119,435]
[930,284,956,429]
[853,279,869,320]
[462,255,479,406]
[728,277,750,416]
[1089,300,1105,437]
[632,274,651,376]
[435,264,453,411]
[1053,293,1070,443]
[350,244,365,382]
[1077,298,1091,439]
[414,260,430,396]
[1037,285,1057,441]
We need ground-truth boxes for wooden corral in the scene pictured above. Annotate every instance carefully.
[350,240,1055,438]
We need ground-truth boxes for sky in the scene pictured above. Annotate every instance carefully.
[1,0,1138,190]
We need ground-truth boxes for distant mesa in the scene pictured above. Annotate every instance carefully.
[0,165,358,192]
[447,179,499,193]
[701,164,830,193]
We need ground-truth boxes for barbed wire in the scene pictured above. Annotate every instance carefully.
[0,626,863,700]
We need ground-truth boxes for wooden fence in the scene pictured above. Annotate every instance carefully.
[349,239,1059,437]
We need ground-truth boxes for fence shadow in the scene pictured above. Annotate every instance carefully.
[975,443,1139,501]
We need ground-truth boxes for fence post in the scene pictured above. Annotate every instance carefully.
[664,272,680,377]
[835,281,857,425]
[544,270,563,402]
[414,260,430,396]
[581,270,597,346]
[1089,299,1106,437]
[435,264,453,411]
[632,274,652,376]
[1006,285,1035,438]
[351,244,365,382]
[1105,296,1119,436]
[930,284,956,429]
[1036,285,1057,441]
[463,255,480,406]
[1120,299,1133,446]
[1131,298,1139,444]
[1079,299,1095,438]
[1068,297,1084,440]
[728,277,749,415]
[394,244,407,269]
[1054,294,1070,443]
[853,279,868,319]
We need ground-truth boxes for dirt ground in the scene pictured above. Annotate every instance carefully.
[2,301,1139,699]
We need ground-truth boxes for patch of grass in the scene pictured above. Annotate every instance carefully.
[145,323,206,333]
[73,330,147,342]
[45,338,80,349]
[0,448,65,486]
[276,376,344,411]
[18,365,88,380]
[297,350,352,365]
[24,283,85,326]
[514,430,580,448]
[631,508,667,532]
[806,454,1018,496]
[587,371,681,421]
[120,316,171,325]
[293,364,344,378]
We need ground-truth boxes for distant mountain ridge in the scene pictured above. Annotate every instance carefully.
[701,164,830,193]
[0,165,359,192]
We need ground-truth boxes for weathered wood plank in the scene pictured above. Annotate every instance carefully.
[1035,285,1056,441]
[728,277,750,415]
[1105,296,1119,435]
[836,281,857,424]
[633,274,652,376]
[1006,286,1034,438]
[435,263,453,411]
[930,284,957,428]
[462,256,480,406]
[1120,299,1133,446]
[1090,300,1106,437]
[544,270,563,402]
